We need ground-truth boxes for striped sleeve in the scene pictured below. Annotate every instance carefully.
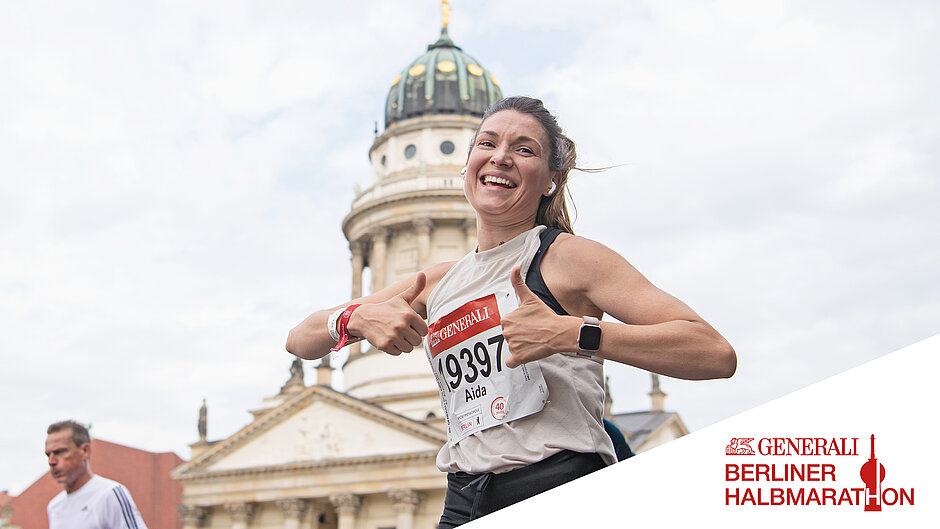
[108,485,148,529]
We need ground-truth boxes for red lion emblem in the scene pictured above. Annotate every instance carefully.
[726,438,755,455]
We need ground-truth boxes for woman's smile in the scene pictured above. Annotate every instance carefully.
[480,174,517,188]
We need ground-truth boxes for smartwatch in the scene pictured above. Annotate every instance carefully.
[578,316,602,354]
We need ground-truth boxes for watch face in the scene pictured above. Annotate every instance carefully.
[579,324,601,351]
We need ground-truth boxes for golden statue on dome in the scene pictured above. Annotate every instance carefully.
[442,0,451,29]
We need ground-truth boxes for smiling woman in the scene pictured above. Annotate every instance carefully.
[286,96,736,528]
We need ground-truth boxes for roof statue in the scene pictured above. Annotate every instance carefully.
[198,398,207,442]
[281,357,305,393]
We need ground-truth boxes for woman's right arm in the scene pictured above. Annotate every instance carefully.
[285,262,453,360]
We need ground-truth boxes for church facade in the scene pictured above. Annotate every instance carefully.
[171,372,449,529]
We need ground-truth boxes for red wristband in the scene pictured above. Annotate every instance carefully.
[330,304,361,352]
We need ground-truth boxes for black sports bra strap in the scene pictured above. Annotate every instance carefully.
[525,227,568,316]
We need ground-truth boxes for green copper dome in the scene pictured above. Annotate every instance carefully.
[385,28,503,127]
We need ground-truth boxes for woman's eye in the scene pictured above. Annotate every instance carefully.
[518,146,533,154]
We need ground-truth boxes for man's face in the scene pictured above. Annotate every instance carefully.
[45,430,89,491]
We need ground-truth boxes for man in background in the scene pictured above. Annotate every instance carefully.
[44,420,148,529]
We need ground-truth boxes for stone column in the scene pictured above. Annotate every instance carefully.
[177,505,210,529]
[350,240,365,299]
[370,228,389,293]
[277,498,307,529]
[389,489,420,529]
[463,218,477,253]
[349,239,366,356]
[329,493,361,529]
[413,217,433,269]
[225,503,254,529]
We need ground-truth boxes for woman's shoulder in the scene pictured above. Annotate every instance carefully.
[419,259,457,294]
[542,232,635,289]
[546,231,618,261]
[424,260,458,283]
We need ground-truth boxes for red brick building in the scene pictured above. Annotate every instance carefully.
[6,439,184,529]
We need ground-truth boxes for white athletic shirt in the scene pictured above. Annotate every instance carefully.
[47,474,148,529]
[426,225,616,474]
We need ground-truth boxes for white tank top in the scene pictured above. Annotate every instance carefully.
[426,225,616,474]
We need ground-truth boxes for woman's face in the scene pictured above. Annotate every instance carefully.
[464,110,556,227]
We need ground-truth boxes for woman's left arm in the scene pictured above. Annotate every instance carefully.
[502,235,736,380]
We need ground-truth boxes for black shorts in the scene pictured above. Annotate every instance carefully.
[438,450,607,528]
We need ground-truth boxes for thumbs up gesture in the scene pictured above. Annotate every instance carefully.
[347,273,429,355]
[502,266,570,368]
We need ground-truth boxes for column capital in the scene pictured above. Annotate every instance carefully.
[329,493,361,516]
[350,239,366,255]
[371,227,390,241]
[224,502,255,523]
[276,498,308,520]
[177,504,210,527]
[388,488,420,514]
[413,217,433,233]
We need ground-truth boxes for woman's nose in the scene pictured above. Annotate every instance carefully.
[491,146,512,167]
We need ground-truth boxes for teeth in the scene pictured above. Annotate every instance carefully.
[482,175,515,187]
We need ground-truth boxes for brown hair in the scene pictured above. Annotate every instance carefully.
[47,420,91,448]
[473,96,579,233]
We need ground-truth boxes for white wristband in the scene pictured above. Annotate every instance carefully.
[327,307,346,343]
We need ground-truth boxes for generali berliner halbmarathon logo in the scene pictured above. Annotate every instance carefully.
[724,435,915,510]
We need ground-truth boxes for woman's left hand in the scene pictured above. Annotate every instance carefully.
[502,266,578,368]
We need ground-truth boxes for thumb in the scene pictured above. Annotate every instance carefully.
[399,272,427,305]
[510,266,539,304]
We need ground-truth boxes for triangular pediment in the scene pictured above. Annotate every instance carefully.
[174,385,446,477]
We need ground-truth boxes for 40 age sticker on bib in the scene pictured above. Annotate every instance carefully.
[426,290,548,445]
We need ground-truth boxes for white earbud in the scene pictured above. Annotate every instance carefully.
[547,181,557,196]
[460,166,468,176]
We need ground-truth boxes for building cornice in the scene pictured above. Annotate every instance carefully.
[347,176,466,214]
[174,450,439,482]
[371,114,481,156]
[343,192,473,242]
[364,390,441,405]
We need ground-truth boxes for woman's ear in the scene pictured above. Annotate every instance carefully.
[545,181,557,196]
[545,176,560,197]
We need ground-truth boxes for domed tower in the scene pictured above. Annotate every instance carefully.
[340,10,502,422]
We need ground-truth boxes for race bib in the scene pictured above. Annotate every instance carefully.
[426,289,549,445]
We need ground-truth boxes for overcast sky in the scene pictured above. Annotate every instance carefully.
[2,0,938,496]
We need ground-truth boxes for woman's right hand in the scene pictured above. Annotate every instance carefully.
[346,272,429,355]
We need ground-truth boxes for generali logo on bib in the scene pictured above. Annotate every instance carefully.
[723,435,915,511]
[427,294,501,358]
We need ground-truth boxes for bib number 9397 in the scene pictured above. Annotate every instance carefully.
[437,334,505,391]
